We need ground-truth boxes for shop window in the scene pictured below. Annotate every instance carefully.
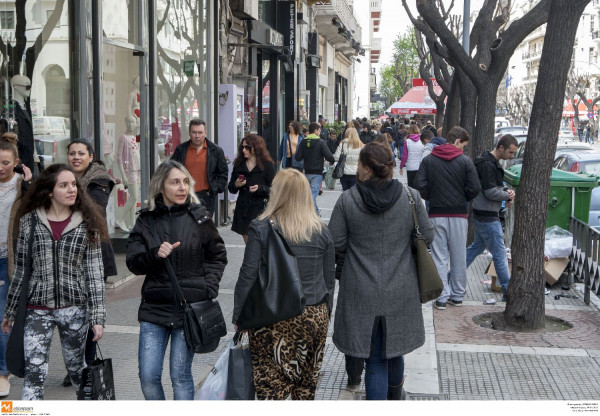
[0,1,72,172]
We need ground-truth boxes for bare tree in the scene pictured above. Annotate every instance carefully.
[506,0,591,330]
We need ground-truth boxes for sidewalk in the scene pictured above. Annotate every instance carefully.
[4,171,600,401]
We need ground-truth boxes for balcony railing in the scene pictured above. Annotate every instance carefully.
[313,0,361,43]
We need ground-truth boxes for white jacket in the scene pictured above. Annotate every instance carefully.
[334,140,362,176]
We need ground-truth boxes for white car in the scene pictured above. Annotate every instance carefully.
[558,127,576,142]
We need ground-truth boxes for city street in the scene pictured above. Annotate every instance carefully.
[4,169,600,401]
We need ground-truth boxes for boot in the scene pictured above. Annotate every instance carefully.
[387,376,406,400]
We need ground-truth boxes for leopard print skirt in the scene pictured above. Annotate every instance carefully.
[248,303,329,400]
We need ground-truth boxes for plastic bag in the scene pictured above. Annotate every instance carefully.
[544,225,573,259]
[324,167,336,189]
[196,339,232,400]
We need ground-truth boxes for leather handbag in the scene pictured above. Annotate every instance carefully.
[332,143,346,179]
[6,213,37,378]
[149,220,226,353]
[406,190,444,304]
[236,219,305,330]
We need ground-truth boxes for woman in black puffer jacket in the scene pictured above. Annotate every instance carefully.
[126,160,227,400]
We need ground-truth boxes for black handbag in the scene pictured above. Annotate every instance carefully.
[6,213,37,378]
[77,345,116,400]
[236,219,305,330]
[332,143,346,179]
[149,219,226,353]
[225,332,255,400]
[406,190,444,303]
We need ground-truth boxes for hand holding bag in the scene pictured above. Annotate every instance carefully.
[332,143,346,180]
[225,332,255,400]
[236,219,305,330]
[77,344,116,400]
[406,190,444,303]
[149,219,227,353]
[6,213,37,378]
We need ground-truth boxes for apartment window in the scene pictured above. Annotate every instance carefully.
[0,11,14,29]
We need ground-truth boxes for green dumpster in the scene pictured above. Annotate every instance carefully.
[504,165,598,231]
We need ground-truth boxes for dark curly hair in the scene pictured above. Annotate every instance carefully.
[359,142,395,181]
[18,164,108,243]
[233,134,274,171]
[288,120,303,135]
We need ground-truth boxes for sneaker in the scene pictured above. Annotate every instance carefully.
[347,377,361,390]
[502,293,507,302]
[447,299,463,307]
[0,376,10,397]
[62,374,72,387]
[433,301,446,310]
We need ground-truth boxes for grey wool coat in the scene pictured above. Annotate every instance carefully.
[328,184,434,359]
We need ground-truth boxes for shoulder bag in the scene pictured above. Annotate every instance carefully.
[236,219,305,330]
[6,213,37,378]
[332,142,346,180]
[406,190,444,304]
[149,218,226,354]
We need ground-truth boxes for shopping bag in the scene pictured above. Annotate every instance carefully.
[77,346,115,400]
[225,332,254,400]
[117,185,128,207]
[196,339,232,400]
[325,167,336,189]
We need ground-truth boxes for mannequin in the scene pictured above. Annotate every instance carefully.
[11,75,35,173]
[127,76,141,137]
[115,116,140,232]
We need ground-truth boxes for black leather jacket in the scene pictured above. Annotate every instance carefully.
[232,218,335,324]
[126,197,227,327]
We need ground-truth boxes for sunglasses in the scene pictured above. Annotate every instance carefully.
[15,84,31,91]
[242,145,252,150]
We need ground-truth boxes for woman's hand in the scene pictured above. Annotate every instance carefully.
[399,167,404,175]
[1,318,13,334]
[158,241,181,258]
[235,178,247,188]
[248,185,258,193]
[22,164,32,181]
[91,325,104,342]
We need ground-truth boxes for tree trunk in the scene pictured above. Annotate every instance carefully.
[457,71,476,158]
[443,76,460,137]
[505,0,590,330]
[472,77,502,159]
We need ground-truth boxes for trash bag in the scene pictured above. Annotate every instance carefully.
[196,339,232,400]
[544,225,573,259]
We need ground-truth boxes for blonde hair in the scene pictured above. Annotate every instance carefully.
[258,169,323,244]
[147,160,200,210]
[408,124,420,135]
[343,127,363,149]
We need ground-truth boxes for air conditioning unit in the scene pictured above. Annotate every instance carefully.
[230,0,259,20]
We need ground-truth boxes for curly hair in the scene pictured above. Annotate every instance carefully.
[288,121,303,135]
[233,134,274,171]
[18,164,108,243]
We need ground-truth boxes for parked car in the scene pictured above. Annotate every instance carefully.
[558,127,576,142]
[553,151,600,176]
[505,141,595,170]
[494,127,528,145]
[495,117,510,131]
[33,116,71,165]
[588,187,600,228]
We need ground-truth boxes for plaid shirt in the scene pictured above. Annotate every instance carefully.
[4,208,106,326]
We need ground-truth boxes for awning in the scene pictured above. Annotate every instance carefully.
[386,85,443,115]
[563,99,598,117]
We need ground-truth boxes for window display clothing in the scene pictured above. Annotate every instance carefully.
[13,102,35,174]
[227,161,275,236]
[117,134,141,184]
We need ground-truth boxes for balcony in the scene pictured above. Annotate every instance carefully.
[313,0,362,56]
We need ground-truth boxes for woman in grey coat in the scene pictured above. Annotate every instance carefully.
[328,142,434,400]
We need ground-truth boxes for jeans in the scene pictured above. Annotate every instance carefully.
[466,219,510,292]
[0,258,9,376]
[305,174,322,214]
[340,175,357,191]
[365,321,404,400]
[138,321,195,400]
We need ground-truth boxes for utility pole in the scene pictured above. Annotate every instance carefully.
[462,0,470,53]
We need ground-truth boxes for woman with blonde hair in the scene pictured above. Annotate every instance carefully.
[232,169,335,400]
[333,127,364,190]
[126,160,227,400]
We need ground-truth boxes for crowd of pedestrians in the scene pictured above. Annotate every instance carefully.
[0,114,518,402]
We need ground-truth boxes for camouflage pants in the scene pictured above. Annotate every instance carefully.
[22,306,88,400]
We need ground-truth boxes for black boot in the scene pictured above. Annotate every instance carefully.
[387,377,406,400]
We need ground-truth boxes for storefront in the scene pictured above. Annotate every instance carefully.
[0,0,219,240]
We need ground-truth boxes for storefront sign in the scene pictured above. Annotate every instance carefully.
[412,78,439,87]
[183,60,195,77]
[277,1,296,60]
[267,28,284,47]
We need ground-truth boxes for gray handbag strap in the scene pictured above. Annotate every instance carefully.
[405,188,422,237]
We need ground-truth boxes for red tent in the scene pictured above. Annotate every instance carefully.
[563,99,597,118]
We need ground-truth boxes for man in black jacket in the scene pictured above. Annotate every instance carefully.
[295,122,335,214]
[171,119,228,216]
[414,126,481,310]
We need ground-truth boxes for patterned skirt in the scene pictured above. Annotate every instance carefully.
[248,303,329,400]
